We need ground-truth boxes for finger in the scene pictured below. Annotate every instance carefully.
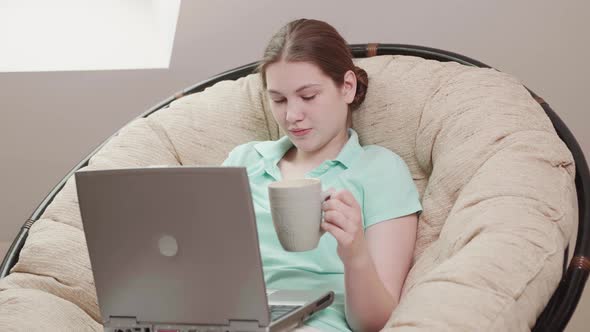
[324,193,363,229]
[325,187,337,200]
[333,189,360,209]
[323,210,355,233]
[321,220,351,244]
[322,198,354,215]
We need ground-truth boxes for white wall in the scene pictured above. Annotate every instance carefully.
[0,0,180,72]
[1,0,588,330]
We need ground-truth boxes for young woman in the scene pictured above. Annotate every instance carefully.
[222,19,422,332]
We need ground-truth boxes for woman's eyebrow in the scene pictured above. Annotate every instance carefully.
[267,84,321,95]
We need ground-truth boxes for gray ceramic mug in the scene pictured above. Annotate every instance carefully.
[268,178,331,252]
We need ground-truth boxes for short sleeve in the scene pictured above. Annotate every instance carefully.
[362,148,422,229]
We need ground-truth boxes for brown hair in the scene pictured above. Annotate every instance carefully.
[258,19,368,111]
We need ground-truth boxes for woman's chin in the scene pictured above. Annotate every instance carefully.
[289,132,322,152]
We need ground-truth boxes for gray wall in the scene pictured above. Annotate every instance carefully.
[1,1,588,330]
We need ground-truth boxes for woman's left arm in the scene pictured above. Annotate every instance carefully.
[321,189,418,332]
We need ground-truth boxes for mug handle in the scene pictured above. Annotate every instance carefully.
[320,190,332,202]
[319,190,332,235]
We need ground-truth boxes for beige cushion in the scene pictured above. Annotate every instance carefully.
[0,55,576,331]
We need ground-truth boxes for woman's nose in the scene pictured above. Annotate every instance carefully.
[285,103,305,123]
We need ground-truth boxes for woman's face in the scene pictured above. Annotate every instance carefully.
[265,60,356,154]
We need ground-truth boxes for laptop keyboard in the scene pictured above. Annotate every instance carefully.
[269,305,302,321]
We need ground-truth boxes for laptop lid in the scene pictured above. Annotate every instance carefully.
[75,166,271,327]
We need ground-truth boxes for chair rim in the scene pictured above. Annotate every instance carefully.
[1,43,588,331]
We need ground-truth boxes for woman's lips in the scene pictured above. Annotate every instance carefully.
[290,128,312,137]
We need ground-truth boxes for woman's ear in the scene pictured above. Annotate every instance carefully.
[342,70,357,105]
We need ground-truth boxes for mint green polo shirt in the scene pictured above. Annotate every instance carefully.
[222,129,422,332]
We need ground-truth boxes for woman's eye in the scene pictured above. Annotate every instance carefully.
[272,99,286,104]
[302,95,316,101]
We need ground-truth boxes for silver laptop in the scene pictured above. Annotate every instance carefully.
[75,166,334,332]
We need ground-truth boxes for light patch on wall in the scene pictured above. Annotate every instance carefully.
[0,0,181,72]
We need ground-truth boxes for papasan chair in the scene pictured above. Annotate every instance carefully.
[1,44,588,332]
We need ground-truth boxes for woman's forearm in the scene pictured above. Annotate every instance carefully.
[344,250,398,332]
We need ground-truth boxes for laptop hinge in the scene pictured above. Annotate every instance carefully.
[108,316,138,326]
[229,319,263,331]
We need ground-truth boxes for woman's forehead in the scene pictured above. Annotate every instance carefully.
[265,60,330,92]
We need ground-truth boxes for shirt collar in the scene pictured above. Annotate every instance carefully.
[253,134,293,163]
[253,128,363,169]
[335,128,363,168]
